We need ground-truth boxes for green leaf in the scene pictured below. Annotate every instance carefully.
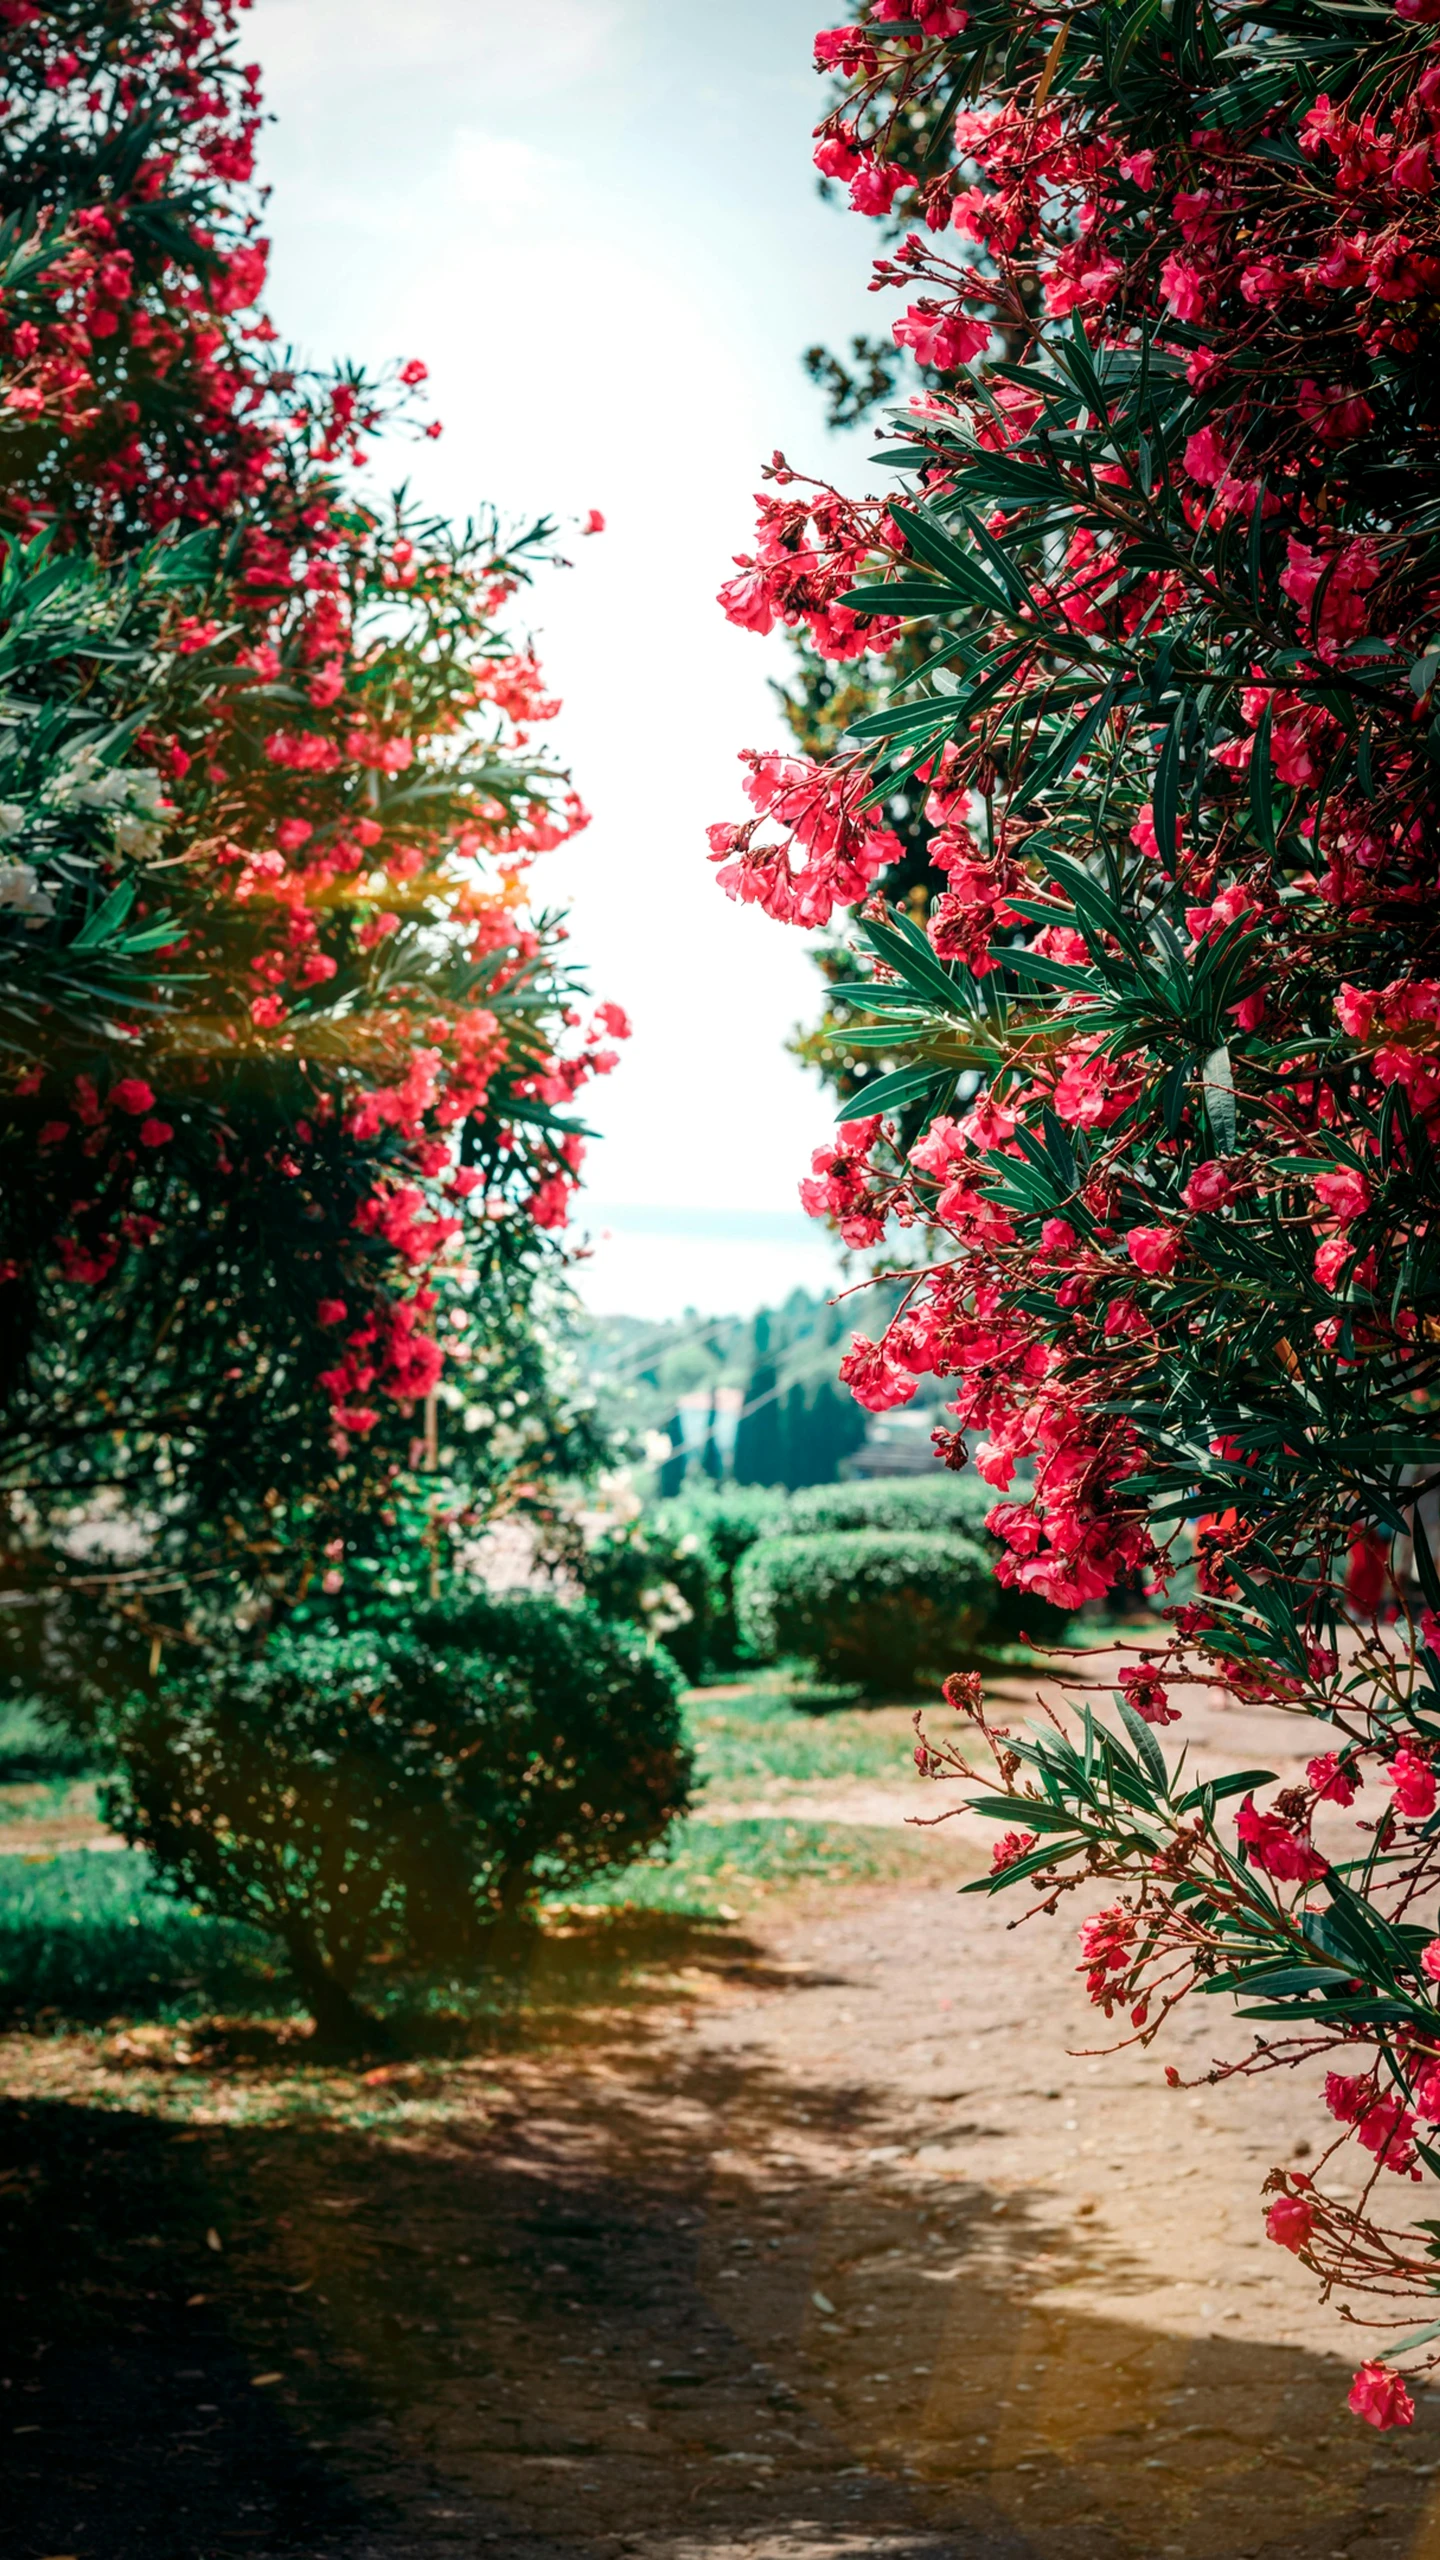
[1247,700,1275,853]
[1024,672,1122,798]
[69,880,137,953]
[858,912,972,1018]
[1113,1696,1168,1795]
[964,1795,1087,1833]
[839,581,965,616]
[888,503,1012,616]
[1175,1768,1276,1813]
[837,1063,950,1124]
[1201,1043,1236,1152]
[1153,701,1183,865]
[961,1836,1088,1893]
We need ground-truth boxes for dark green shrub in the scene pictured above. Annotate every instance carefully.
[104,1601,689,2043]
[575,1487,790,1677]
[0,1695,101,1780]
[407,1593,692,1906]
[572,1514,714,1681]
[659,1487,791,1669]
[734,1529,992,1696]
[578,1477,1071,1667]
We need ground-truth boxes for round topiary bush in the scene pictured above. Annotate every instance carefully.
[104,1599,690,2044]
[408,1589,692,1904]
[780,1477,1072,1646]
[733,1529,992,1695]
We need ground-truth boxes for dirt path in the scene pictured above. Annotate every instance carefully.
[7,1821,1440,2560]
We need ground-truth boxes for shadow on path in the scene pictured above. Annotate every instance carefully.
[7,1960,1440,2560]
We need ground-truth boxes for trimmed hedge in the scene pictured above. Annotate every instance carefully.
[734,1528,993,1695]
[579,1473,1073,1673]
[104,1597,690,2041]
[782,1477,994,1539]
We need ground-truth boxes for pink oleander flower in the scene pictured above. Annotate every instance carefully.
[1307,1751,1358,1806]
[1312,1167,1372,1222]
[1182,1160,1235,1212]
[1236,1795,1327,1882]
[1125,1224,1179,1277]
[1386,1749,1437,1822]
[1119,1665,1180,1725]
[838,1332,918,1412]
[110,1077,155,1117]
[892,299,992,371]
[1265,2193,1315,2252]
[1314,1235,1354,1291]
[1348,2364,1415,2430]
[991,1828,1038,1873]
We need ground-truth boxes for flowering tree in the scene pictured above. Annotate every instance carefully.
[0,2,619,1665]
[714,0,1440,2423]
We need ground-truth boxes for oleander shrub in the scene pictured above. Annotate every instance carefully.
[734,1528,991,1694]
[0,0,616,1670]
[713,0,1440,2428]
[104,1605,689,2042]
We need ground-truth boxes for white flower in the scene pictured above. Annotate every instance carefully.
[113,814,163,859]
[0,862,54,917]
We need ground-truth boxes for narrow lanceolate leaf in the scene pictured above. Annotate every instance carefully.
[858,912,973,1016]
[887,503,1014,615]
[69,880,138,950]
[1247,698,1275,853]
[837,1062,951,1123]
[1114,1697,1169,1794]
[1152,700,1183,864]
[1200,1043,1236,1151]
[840,580,968,616]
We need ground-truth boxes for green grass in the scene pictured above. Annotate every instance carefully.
[687,1678,919,1792]
[0,1822,913,2027]
[0,1849,284,2024]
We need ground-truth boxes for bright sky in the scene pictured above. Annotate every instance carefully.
[250,0,879,1318]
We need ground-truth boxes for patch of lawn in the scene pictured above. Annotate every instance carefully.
[0,1848,284,2025]
[686,1680,920,1793]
